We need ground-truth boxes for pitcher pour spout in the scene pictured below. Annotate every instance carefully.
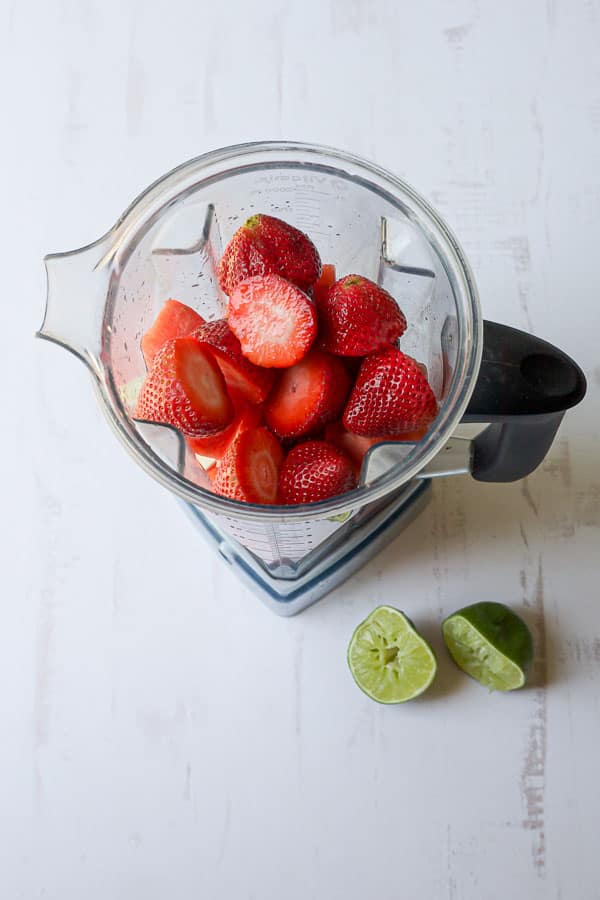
[37,232,115,376]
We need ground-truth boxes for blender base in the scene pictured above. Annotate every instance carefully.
[182,480,431,617]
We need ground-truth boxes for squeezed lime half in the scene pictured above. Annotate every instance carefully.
[442,601,533,691]
[347,606,437,703]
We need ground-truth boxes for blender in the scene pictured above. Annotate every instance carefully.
[37,142,586,615]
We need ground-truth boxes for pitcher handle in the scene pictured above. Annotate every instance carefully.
[462,321,586,482]
[37,231,115,376]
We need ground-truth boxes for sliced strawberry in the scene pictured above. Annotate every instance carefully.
[278,440,357,505]
[325,423,374,472]
[135,337,234,437]
[141,299,206,368]
[187,403,262,460]
[343,348,438,437]
[313,263,336,304]
[193,319,275,404]
[213,426,284,504]
[325,422,427,473]
[227,274,317,368]
[264,349,352,441]
[218,214,322,295]
[317,274,406,356]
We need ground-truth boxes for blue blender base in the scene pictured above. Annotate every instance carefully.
[182,480,431,616]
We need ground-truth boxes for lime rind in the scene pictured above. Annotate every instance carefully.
[442,607,531,691]
[348,606,437,704]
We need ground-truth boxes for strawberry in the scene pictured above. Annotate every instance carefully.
[218,214,321,295]
[325,422,428,472]
[313,263,336,304]
[264,349,352,441]
[141,299,206,368]
[135,336,234,437]
[316,274,406,356]
[343,348,437,437]
[213,426,284,504]
[193,319,275,405]
[187,403,262,460]
[278,440,357,504]
[227,274,317,368]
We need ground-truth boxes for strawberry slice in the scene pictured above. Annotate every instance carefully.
[141,299,206,368]
[218,214,322,295]
[264,349,352,441]
[313,263,336,304]
[343,348,438,436]
[227,274,317,368]
[278,440,357,504]
[187,403,262,460]
[213,426,284,504]
[325,422,428,473]
[193,319,275,404]
[135,336,234,437]
[317,274,406,356]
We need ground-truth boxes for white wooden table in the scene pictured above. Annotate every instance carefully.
[5,1,600,897]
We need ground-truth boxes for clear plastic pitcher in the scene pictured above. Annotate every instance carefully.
[37,142,586,614]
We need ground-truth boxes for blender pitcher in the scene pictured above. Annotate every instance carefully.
[37,142,586,615]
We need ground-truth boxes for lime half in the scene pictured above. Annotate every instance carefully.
[442,602,533,691]
[347,606,437,703]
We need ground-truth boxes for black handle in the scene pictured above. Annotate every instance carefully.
[462,321,586,482]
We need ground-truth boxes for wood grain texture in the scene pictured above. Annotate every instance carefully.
[3,0,600,897]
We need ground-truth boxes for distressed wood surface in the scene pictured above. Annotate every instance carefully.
[4,1,600,897]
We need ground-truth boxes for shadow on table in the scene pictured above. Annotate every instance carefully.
[359,439,598,584]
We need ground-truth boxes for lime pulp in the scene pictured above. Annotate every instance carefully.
[442,601,533,691]
[347,606,437,703]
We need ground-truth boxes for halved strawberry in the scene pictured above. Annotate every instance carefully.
[317,274,406,356]
[343,347,438,436]
[227,274,317,368]
[278,440,357,504]
[218,214,322,295]
[187,403,262,461]
[213,426,284,504]
[313,263,336,304]
[193,319,275,404]
[135,337,234,437]
[264,349,352,441]
[325,422,427,473]
[141,299,206,368]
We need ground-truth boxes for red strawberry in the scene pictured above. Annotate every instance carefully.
[313,263,336,304]
[278,440,357,504]
[141,299,206,368]
[325,422,428,473]
[213,426,284,504]
[316,274,406,356]
[193,319,275,404]
[227,274,317,368]
[343,348,437,437]
[218,214,321,295]
[264,349,352,441]
[135,336,234,437]
[187,403,262,460]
